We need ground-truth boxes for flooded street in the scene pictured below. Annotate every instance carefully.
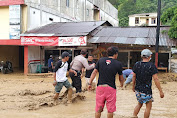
[0,72,176,118]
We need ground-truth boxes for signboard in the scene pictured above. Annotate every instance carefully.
[9,5,21,39]
[21,37,59,46]
[59,36,87,46]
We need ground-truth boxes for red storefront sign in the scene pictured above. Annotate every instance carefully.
[0,0,24,6]
[21,36,59,46]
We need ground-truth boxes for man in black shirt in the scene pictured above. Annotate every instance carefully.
[88,47,124,118]
[132,49,164,118]
[84,54,96,90]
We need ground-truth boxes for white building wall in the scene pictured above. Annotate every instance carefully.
[129,17,135,26]
[85,0,94,21]
[25,0,118,28]
[74,0,85,21]
[29,7,40,30]
[42,11,60,26]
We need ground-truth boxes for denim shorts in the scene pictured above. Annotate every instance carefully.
[135,91,154,104]
[124,74,133,84]
[55,79,72,93]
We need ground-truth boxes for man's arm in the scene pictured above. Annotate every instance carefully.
[69,69,77,76]
[119,74,124,87]
[81,68,85,78]
[153,74,164,98]
[82,58,95,70]
[132,72,136,92]
[53,73,57,86]
[51,62,54,69]
[88,69,98,90]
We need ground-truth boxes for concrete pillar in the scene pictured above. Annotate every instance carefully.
[27,5,31,30]
[72,49,74,60]
[24,46,28,75]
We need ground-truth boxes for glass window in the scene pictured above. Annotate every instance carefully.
[87,9,89,16]
[66,0,69,7]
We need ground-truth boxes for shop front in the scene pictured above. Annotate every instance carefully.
[20,36,92,74]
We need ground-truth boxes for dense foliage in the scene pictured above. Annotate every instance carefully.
[108,0,177,27]
[161,6,177,39]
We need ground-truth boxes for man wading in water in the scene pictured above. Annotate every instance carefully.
[88,46,124,118]
[53,52,72,103]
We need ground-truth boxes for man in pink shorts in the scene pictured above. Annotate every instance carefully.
[88,46,124,118]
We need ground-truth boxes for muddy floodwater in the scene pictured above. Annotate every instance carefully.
[0,72,176,118]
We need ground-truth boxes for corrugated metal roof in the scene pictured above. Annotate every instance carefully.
[89,26,177,47]
[21,21,111,37]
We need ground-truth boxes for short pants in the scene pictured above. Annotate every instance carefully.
[123,73,133,84]
[135,91,154,104]
[55,79,72,93]
[95,85,116,113]
[69,71,82,93]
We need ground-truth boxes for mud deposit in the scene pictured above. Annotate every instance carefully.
[0,72,176,118]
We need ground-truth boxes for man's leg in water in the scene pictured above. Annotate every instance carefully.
[67,88,73,102]
[133,102,143,117]
[144,101,152,118]
[107,113,113,118]
[95,112,101,118]
[54,93,59,99]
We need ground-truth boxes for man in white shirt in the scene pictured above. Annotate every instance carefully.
[53,51,72,103]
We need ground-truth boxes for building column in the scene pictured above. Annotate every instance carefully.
[128,51,130,69]
[168,52,171,72]
[24,46,28,75]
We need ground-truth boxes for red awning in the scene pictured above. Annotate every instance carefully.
[0,39,21,45]
[0,0,24,6]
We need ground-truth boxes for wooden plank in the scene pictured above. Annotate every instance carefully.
[27,73,54,77]
[157,67,168,72]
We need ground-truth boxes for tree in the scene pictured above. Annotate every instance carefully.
[161,5,177,39]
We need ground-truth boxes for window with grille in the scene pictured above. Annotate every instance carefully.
[151,18,156,24]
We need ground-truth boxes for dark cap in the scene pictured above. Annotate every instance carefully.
[61,51,71,58]
[107,46,118,56]
[80,49,88,55]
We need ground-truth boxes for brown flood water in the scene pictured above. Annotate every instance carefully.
[0,72,176,118]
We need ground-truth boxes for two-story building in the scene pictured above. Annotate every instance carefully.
[0,0,118,73]
[129,13,157,26]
